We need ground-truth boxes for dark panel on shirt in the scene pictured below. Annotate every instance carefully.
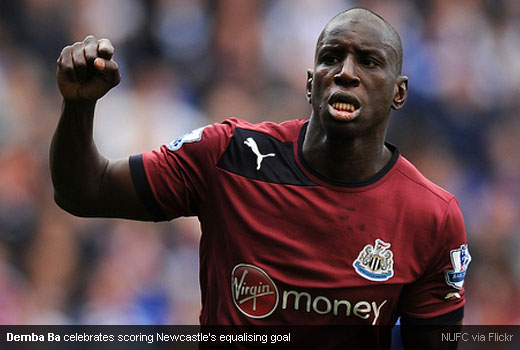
[129,154,167,222]
[217,128,316,186]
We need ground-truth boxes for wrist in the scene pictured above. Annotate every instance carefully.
[63,98,97,108]
[61,98,97,121]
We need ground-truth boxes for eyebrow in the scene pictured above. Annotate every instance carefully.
[318,43,389,61]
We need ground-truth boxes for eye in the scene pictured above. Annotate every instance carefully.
[321,55,339,65]
[360,58,379,68]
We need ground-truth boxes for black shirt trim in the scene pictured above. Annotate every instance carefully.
[129,154,167,222]
[401,307,464,326]
[216,127,317,186]
[297,122,400,188]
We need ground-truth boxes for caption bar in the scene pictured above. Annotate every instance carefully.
[5,331,291,345]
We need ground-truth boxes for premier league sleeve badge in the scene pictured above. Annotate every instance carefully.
[444,244,471,290]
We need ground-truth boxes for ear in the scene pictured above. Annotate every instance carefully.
[306,69,313,104]
[391,76,408,110]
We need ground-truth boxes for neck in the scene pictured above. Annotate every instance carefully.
[302,118,392,183]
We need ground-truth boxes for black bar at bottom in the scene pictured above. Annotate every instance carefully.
[0,325,518,350]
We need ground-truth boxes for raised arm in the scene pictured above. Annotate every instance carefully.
[50,35,152,220]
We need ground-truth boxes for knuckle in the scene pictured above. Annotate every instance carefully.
[60,45,72,56]
[99,38,113,49]
[72,42,84,51]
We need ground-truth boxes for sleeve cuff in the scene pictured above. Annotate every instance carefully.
[129,154,167,222]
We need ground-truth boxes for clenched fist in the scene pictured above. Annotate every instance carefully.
[56,35,121,101]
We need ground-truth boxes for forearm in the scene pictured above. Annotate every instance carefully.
[50,99,109,215]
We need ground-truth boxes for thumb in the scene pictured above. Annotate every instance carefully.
[93,57,121,86]
[94,57,119,72]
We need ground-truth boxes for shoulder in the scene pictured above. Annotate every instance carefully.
[394,155,455,205]
[389,154,463,231]
[223,117,307,142]
[163,117,302,151]
[159,117,307,168]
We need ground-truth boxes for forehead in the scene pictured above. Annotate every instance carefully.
[317,14,397,57]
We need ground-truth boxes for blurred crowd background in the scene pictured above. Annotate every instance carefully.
[0,0,519,325]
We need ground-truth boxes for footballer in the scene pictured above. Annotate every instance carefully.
[51,8,470,349]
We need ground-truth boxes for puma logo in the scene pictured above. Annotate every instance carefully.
[244,137,276,170]
[444,292,461,300]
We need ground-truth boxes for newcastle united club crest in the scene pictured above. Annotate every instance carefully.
[353,239,394,281]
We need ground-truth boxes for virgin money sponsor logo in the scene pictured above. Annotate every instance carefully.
[231,264,279,318]
[231,263,388,324]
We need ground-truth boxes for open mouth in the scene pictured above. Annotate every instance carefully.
[328,93,361,121]
[331,102,357,112]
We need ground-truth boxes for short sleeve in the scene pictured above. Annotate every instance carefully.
[129,121,235,221]
[399,198,470,325]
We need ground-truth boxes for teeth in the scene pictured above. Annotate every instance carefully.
[332,102,356,112]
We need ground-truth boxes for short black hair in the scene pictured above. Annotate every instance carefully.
[318,7,403,74]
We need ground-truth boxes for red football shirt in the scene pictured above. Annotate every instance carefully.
[130,118,469,330]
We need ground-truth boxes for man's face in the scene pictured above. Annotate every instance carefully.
[307,14,407,137]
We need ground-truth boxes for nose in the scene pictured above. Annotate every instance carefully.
[334,55,360,86]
